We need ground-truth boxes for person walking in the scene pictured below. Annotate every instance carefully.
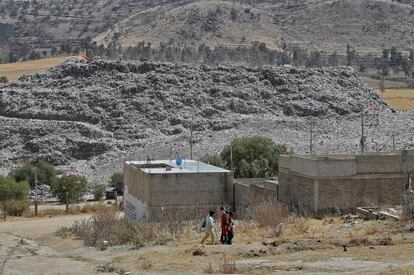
[220,206,229,244]
[201,210,215,245]
[226,211,235,245]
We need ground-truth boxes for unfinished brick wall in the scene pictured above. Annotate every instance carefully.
[123,162,233,220]
[317,176,404,210]
[278,172,315,209]
[149,173,231,207]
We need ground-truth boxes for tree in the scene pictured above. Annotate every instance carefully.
[110,172,123,186]
[307,51,322,67]
[201,154,225,168]
[52,175,87,210]
[346,44,357,66]
[91,182,106,201]
[0,76,8,84]
[11,161,57,187]
[0,176,29,219]
[220,136,288,178]
[328,52,339,67]
[379,78,385,96]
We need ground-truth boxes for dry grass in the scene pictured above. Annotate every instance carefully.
[219,255,238,274]
[57,208,158,248]
[366,226,384,235]
[0,56,68,82]
[25,203,118,218]
[373,88,414,111]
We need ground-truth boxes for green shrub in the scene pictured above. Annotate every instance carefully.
[110,172,123,186]
[92,182,106,201]
[52,175,87,204]
[11,160,57,187]
[221,136,288,178]
[0,76,8,84]
[3,199,29,216]
[0,176,30,218]
[201,154,225,168]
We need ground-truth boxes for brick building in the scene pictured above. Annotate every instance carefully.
[278,150,414,213]
[123,159,233,220]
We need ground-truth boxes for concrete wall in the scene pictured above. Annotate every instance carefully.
[279,155,356,177]
[149,173,232,207]
[123,164,151,220]
[123,162,233,220]
[278,172,315,209]
[278,151,414,212]
[317,175,404,210]
[124,163,150,204]
[234,182,251,207]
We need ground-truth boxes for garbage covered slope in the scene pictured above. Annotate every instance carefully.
[0,60,400,178]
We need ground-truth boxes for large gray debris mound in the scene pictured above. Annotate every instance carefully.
[0,60,411,180]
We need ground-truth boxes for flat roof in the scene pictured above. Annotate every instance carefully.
[125,159,231,174]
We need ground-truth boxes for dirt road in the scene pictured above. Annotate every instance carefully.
[0,215,414,274]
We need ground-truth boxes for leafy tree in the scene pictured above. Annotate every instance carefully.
[379,79,385,96]
[328,51,339,67]
[346,44,357,66]
[0,76,8,84]
[52,175,87,206]
[220,136,288,178]
[201,154,225,168]
[110,172,123,186]
[11,161,57,187]
[307,51,322,67]
[292,47,306,66]
[92,182,106,201]
[0,176,29,218]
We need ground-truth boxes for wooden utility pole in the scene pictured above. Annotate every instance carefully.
[309,120,315,155]
[190,121,193,160]
[392,133,396,150]
[360,112,365,154]
[34,167,38,217]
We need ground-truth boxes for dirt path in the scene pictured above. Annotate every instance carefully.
[0,215,414,274]
[0,214,99,275]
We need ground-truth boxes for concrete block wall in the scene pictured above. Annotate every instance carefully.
[317,176,404,210]
[124,164,150,204]
[278,172,315,209]
[149,173,231,207]
[124,162,233,220]
[234,182,250,207]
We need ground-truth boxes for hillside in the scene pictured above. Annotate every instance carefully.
[1,60,413,180]
[1,0,414,61]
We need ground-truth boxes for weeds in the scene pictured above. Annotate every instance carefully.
[25,203,118,217]
[57,208,157,248]
[219,255,238,274]
[203,263,214,274]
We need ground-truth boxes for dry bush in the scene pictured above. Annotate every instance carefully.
[148,207,206,240]
[219,256,238,274]
[366,226,384,235]
[348,236,372,247]
[141,258,152,270]
[57,208,157,248]
[254,201,287,228]
[203,263,214,274]
[26,203,117,217]
[288,216,310,235]
[3,200,29,216]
